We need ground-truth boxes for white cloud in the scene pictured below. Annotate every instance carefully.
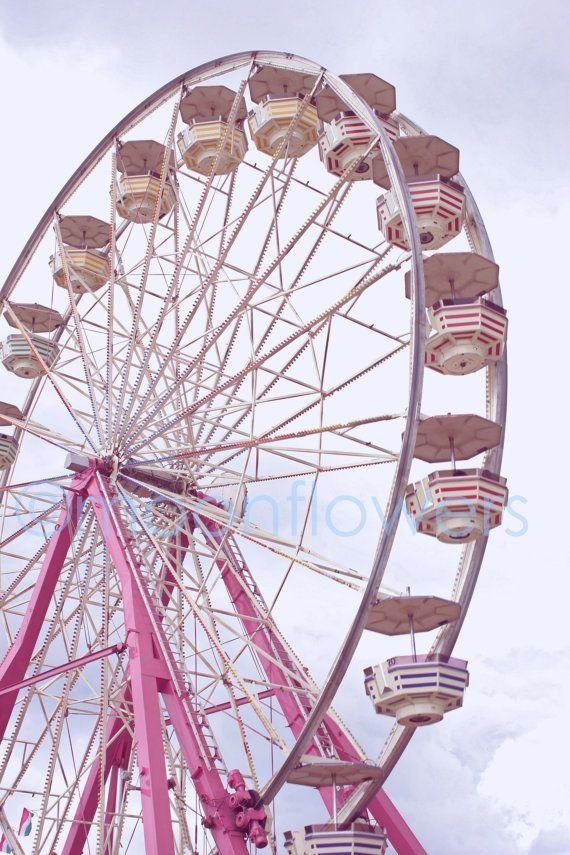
[381,650,570,853]
[477,651,570,849]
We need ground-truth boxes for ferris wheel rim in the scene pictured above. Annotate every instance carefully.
[0,49,388,305]
[332,112,508,826]
[0,50,505,853]
[0,55,426,749]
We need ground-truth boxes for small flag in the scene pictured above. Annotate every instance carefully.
[0,833,12,853]
[18,808,33,837]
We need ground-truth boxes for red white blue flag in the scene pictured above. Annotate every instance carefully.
[0,833,12,853]
[18,808,33,837]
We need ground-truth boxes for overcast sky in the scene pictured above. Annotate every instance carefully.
[0,1,568,852]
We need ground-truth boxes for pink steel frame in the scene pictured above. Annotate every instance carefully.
[0,466,425,854]
[197,503,426,855]
[0,467,248,855]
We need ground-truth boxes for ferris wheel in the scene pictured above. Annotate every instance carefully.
[0,51,508,855]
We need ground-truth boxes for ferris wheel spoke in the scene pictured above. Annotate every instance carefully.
[113,77,255,441]
[0,497,61,551]
[207,417,398,473]
[188,181,355,452]
[54,219,107,448]
[207,458,394,489]
[125,413,400,475]
[175,549,278,792]
[106,150,119,440]
[230,531,363,593]
[191,254,403,463]
[110,96,183,441]
[1,702,89,855]
[175,182,235,395]
[246,160,298,283]
[190,165,298,254]
[1,510,96,694]
[192,521,374,787]
[184,268,244,431]
[124,391,317,458]
[0,696,70,807]
[96,309,198,458]
[118,83,352,447]
[31,676,89,848]
[215,444,390,483]
[255,339,409,444]
[126,253,392,457]
[174,490,365,588]
[189,176,355,411]
[57,689,135,852]
[61,692,136,853]
[0,408,90,458]
[192,322,330,463]
[186,340,403,482]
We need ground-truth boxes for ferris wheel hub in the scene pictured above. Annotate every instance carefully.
[120,462,195,497]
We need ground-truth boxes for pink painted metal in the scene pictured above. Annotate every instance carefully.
[0,485,84,742]
[63,519,197,852]
[0,642,122,698]
[227,770,268,848]
[62,705,132,854]
[368,795,427,855]
[0,466,424,854]
[206,688,275,716]
[104,763,119,854]
[197,507,426,854]
[87,471,251,855]
[0,467,253,855]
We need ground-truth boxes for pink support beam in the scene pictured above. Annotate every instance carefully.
[62,707,132,855]
[205,689,275,716]
[368,793,426,855]
[63,526,194,852]
[0,643,123,698]
[104,763,119,855]
[0,486,84,743]
[0,465,423,853]
[199,511,425,855]
[197,515,337,818]
[87,472,249,855]
[125,629,175,855]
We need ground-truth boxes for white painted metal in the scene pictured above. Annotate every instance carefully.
[0,52,505,851]
[364,655,469,725]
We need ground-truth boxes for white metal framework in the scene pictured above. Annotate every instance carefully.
[0,52,506,854]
